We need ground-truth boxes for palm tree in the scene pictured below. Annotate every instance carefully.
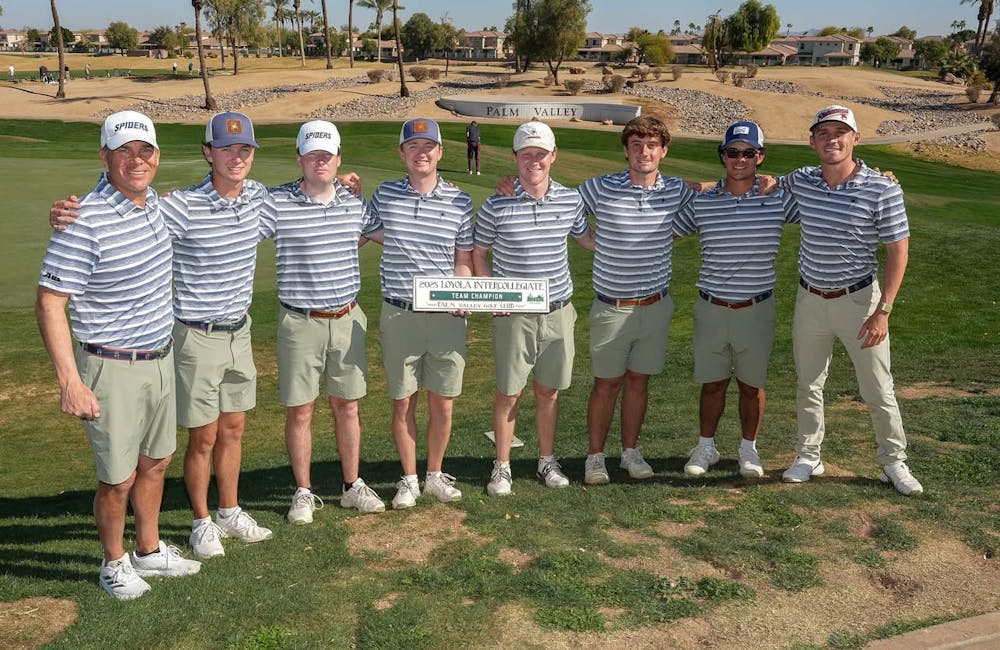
[192,0,217,110]
[269,0,288,56]
[961,0,995,56]
[866,26,874,39]
[50,0,66,99]
[319,0,333,68]
[293,0,305,66]
[392,0,407,97]
[357,0,399,64]
[347,0,355,68]
[785,23,792,37]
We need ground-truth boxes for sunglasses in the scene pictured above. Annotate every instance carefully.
[721,148,761,159]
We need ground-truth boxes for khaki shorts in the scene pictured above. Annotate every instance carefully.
[76,346,177,485]
[692,294,776,388]
[173,317,257,428]
[380,303,466,400]
[493,302,577,395]
[277,304,368,406]
[589,295,674,378]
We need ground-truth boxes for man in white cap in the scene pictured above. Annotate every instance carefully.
[37,111,201,600]
[675,121,799,479]
[363,118,475,509]
[260,121,385,522]
[473,121,594,496]
[780,105,922,496]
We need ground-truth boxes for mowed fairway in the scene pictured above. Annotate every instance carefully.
[0,119,998,649]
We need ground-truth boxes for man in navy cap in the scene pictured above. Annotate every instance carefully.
[674,121,799,479]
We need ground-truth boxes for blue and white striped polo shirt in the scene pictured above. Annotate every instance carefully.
[579,170,695,299]
[160,174,268,322]
[474,178,589,303]
[674,179,799,301]
[39,173,173,349]
[364,176,474,302]
[260,179,374,309]
[784,161,909,289]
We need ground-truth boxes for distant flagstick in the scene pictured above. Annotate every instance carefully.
[484,430,525,448]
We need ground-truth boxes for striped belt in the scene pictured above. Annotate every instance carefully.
[281,301,356,319]
[699,289,773,309]
[799,275,874,299]
[82,340,172,362]
[177,314,248,333]
[384,297,413,311]
[596,288,667,308]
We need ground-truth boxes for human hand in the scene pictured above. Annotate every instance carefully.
[857,310,889,349]
[50,196,82,231]
[337,172,362,196]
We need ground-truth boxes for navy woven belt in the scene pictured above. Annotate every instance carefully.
[384,297,413,311]
[699,289,773,309]
[82,340,172,362]
[178,314,248,333]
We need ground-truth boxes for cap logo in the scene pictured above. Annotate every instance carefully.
[817,107,849,121]
[305,132,332,140]
[733,126,750,135]
[115,121,148,133]
[226,119,243,135]
[413,121,429,134]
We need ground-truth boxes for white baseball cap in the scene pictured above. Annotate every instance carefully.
[810,105,858,132]
[297,120,341,155]
[101,110,158,150]
[513,121,556,152]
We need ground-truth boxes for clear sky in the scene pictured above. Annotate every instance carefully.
[0,0,976,39]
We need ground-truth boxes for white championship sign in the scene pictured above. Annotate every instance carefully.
[412,276,550,313]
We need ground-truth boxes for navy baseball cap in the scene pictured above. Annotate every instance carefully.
[721,121,764,149]
[205,111,259,148]
[399,118,442,146]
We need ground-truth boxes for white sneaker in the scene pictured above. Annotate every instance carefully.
[100,554,151,600]
[620,447,654,479]
[537,457,570,488]
[487,461,513,497]
[738,446,764,478]
[684,444,721,477]
[425,472,463,502]
[341,478,386,513]
[131,541,202,577]
[288,488,324,525]
[584,453,610,485]
[476,171,481,176]
[391,477,421,509]
[189,520,225,559]
[782,456,825,483]
[880,461,923,496]
[215,507,273,543]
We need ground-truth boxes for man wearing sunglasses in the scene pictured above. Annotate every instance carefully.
[674,121,799,480]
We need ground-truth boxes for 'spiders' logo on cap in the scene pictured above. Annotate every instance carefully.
[306,132,332,140]
[226,119,243,134]
[413,121,429,134]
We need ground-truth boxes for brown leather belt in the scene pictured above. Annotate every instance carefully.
[596,289,666,308]
[799,275,874,299]
[699,289,773,309]
[281,301,356,319]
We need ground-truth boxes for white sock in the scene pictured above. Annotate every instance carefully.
[539,454,555,464]
[740,438,757,452]
[403,473,419,486]
[193,516,212,528]
[495,459,510,468]
[698,436,716,448]
[294,486,312,496]
[217,506,239,519]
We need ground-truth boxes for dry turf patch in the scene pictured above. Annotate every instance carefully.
[344,506,490,567]
[0,598,78,650]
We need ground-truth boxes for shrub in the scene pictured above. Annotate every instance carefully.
[732,72,746,87]
[427,67,441,80]
[965,84,983,103]
[408,66,429,82]
[745,63,759,78]
[564,78,586,95]
[542,72,554,87]
[672,64,683,81]
[715,69,730,83]
[652,67,663,80]
[366,69,385,83]
[635,64,650,81]
[601,73,613,90]
[609,74,626,93]
[497,73,511,89]
[569,66,586,74]
[601,65,613,75]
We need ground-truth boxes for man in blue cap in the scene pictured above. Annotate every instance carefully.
[674,121,799,479]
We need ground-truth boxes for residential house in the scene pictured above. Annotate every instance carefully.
[775,34,861,66]
[0,30,28,51]
[577,32,629,62]
[456,31,506,60]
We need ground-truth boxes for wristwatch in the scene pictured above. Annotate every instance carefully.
[877,301,893,314]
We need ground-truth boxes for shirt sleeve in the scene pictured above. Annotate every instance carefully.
[39,220,99,296]
[569,193,589,238]
[158,192,188,241]
[362,186,384,237]
[455,194,475,251]
[874,181,909,243]
[474,199,498,249]
[257,194,277,242]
